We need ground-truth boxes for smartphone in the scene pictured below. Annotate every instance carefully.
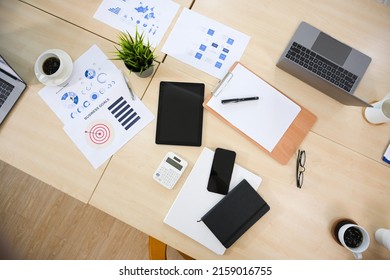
[207,148,236,195]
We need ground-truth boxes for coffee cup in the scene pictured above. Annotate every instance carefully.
[363,93,390,124]
[34,49,73,86]
[337,223,370,259]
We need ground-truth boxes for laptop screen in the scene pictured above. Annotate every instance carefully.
[0,55,23,81]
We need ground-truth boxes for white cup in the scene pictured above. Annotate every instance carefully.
[337,224,370,259]
[364,93,390,124]
[34,49,73,86]
[375,228,390,250]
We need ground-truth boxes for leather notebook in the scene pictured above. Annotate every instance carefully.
[201,179,270,248]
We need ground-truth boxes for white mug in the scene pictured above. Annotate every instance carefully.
[363,93,390,124]
[34,49,73,86]
[337,224,370,259]
[375,228,390,250]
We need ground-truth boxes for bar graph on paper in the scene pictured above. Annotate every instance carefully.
[94,0,180,47]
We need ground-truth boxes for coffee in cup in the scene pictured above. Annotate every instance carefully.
[343,226,363,248]
[337,223,370,259]
[34,49,73,86]
[42,56,61,75]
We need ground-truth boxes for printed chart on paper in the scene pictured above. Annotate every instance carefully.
[39,45,154,169]
[94,0,180,47]
[162,8,250,79]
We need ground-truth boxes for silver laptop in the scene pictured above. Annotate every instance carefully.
[0,55,26,124]
[277,21,372,107]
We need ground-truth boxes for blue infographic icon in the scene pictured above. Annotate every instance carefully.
[84,69,96,79]
[61,92,79,109]
[91,92,99,100]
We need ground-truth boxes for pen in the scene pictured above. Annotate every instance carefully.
[221,96,259,104]
[122,71,135,100]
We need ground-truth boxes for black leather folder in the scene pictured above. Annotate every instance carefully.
[201,179,270,248]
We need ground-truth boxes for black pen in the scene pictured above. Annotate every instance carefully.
[221,96,259,104]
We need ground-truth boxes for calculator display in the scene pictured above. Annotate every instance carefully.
[166,157,182,171]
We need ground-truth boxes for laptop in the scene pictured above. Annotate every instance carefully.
[277,21,372,107]
[0,54,26,125]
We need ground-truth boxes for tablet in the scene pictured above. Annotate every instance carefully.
[156,81,204,146]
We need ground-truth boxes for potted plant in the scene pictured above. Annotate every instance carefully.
[113,29,157,78]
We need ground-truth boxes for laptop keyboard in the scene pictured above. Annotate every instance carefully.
[0,77,15,108]
[285,42,358,93]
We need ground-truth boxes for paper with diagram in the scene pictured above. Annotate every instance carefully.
[63,69,154,169]
[94,0,180,47]
[39,45,118,124]
[38,45,154,169]
[162,8,250,79]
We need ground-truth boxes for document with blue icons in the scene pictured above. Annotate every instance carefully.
[94,0,180,48]
[38,45,119,124]
[39,45,154,169]
[63,69,154,169]
[162,8,250,79]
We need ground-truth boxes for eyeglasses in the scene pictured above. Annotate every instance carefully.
[296,149,306,188]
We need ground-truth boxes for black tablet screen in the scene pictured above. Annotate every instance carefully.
[156,81,205,146]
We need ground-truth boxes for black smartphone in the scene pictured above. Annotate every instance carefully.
[207,148,236,195]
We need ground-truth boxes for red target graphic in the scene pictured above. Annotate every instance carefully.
[85,123,112,146]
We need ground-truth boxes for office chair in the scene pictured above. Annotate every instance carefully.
[148,236,194,260]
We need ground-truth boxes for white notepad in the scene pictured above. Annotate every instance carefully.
[164,147,262,255]
[205,63,301,152]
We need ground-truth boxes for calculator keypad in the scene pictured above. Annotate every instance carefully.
[155,166,180,188]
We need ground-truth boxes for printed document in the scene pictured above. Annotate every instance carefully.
[162,8,250,79]
[38,45,154,169]
[94,0,180,47]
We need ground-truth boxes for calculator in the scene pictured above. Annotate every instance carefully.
[153,152,188,189]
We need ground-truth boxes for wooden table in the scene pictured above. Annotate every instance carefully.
[180,0,390,163]
[89,60,390,259]
[0,0,154,202]
[90,0,390,259]
[1,0,389,259]
[22,0,194,62]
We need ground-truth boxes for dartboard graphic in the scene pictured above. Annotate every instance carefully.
[85,122,114,147]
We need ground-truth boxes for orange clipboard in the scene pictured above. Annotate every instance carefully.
[203,62,317,165]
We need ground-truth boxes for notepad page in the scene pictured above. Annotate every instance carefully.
[207,64,301,152]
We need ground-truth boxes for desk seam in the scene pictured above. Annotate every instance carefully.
[19,0,118,45]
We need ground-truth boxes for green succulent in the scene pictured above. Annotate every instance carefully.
[113,29,157,74]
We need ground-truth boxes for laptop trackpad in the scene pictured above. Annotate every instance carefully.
[312,32,352,65]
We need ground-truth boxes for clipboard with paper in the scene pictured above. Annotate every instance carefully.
[203,62,317,164]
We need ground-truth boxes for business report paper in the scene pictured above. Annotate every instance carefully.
[162,8,250,79]
[94,0,180,47]
[38,45,154,169]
